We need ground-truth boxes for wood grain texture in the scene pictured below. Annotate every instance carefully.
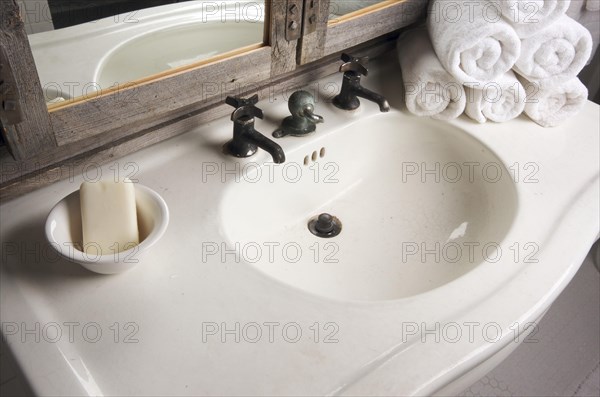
[0,48,272,195]
[297,0,330,65]
[0,46,23,125]
[0,0,423,200]
[0,36,397,202]
[0,0,56,160]
[324,0,427,56]
[269,0,299,76]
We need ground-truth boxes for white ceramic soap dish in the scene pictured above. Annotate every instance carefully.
[45,184,169,274]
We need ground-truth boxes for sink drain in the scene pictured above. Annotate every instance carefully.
[308,213,342,238]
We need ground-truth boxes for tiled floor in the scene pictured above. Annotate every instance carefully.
[2,246,599,397]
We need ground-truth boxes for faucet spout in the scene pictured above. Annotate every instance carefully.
[352,84,390,113]
[224,95,286,163]
[241,127,286,164]
[332,53,390,113]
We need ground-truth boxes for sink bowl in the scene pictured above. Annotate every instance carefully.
[95,20,263,87]
[220,113,518,301]
[1,58,598,396]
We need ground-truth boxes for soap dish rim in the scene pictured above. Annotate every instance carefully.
[45,183,170,274]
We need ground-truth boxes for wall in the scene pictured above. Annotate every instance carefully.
[16,0,54,34]
[46,0,187,29]
[569,0,600,103]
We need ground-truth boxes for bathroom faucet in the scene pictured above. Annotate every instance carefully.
[224,95,286,164]
[274,90,324,138]
[333,53,390,112]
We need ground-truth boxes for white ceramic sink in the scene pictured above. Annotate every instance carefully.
[220,115,518,301]
[0,55,598,396]
[28,1,264,102]
[95,21,263,88]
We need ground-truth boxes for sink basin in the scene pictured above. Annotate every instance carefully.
[95,20,263,87]
[1,57,598,396]
[220,113,518,301]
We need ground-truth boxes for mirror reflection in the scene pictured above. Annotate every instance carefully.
[18,0,265,106]
[329,0,385,20]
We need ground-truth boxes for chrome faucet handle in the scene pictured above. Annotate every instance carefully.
[274,90,324,138]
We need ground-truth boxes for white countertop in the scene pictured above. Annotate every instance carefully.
[1,55,599,396]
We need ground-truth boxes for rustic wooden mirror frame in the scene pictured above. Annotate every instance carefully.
[0,0,425,200]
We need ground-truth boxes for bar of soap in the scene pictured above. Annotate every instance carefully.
[80,179,139,255]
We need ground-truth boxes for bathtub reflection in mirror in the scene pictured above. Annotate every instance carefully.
[328,0,388,20]
[20,0,265,106]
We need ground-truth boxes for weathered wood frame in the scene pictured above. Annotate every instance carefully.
[299,0,427,64]
[1,0,424,200]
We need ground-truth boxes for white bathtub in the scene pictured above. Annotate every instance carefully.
[28,0,265,103]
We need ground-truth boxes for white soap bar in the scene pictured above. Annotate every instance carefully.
[80,179,139,255]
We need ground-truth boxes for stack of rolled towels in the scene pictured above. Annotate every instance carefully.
[398,0,593,127]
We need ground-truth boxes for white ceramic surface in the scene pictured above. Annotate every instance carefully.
[0,55,598,396]
[95,19,263,88]
[220,115,518,301]
[28,0,265,102]
[44,184,170,274]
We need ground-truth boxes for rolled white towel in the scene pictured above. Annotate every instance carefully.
[497,0,572,38]
[398,27,466,120]
[513,15,593,86]
[465,71,527,123]
[522,77,588,127]
[427,0,521,85]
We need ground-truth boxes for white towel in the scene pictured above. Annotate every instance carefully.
[465,71,527,123]
[513,15,593,86]
[522,77,588,127]
[427,0,521,85]
[497,0,572,38]
[398,27,466,120]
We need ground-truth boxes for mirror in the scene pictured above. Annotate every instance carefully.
[18,0,266,107]
[328,0,387,20]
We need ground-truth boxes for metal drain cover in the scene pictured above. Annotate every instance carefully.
[308,213,342,238]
